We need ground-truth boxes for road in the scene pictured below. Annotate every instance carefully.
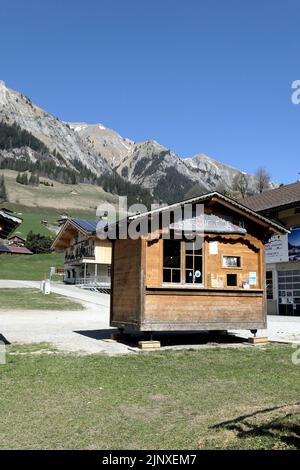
[0,280,300,354]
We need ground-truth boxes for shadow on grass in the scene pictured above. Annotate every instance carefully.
[212,403,300,449]
[74,329,246,348]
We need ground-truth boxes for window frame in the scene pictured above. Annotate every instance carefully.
[266,270,274,300]
[162,239,182,284]
[162,239,204,288]
[226,273,238,287]
[222,255,242,269]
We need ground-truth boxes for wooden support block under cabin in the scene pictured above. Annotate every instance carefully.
[138,340,161,350]
[248,336,268,345]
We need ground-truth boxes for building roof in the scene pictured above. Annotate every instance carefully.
[0,245,32,255]
[7,235,26,241]
[52,218,108,251]
[0,245,10,253]
[243,181,300,213]
[128,191,288,235]
[0,208,23,238]
[71,219,100,234]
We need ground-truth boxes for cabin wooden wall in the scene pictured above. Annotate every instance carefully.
[145,235,264,290]
[111,238,144,327]
[144,290,265,330]
[204,235,263,289]
[111,231,267,331]
[146,238,162,287]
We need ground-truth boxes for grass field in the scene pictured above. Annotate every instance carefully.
[0,288,83,310]
[3,169,117,209]
[0,345,299,449]
[0,169,118,238]
[5,203,99,238]
[0,253,64,280]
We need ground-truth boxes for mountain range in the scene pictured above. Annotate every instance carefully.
[0,80,259,204]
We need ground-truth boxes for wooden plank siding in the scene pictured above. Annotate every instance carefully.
[143,289,265,330]
[139,233,266,330]
[111,238,144,328]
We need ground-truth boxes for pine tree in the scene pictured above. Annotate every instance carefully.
[0,174,7,202]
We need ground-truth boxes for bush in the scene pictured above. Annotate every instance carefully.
[25,231,53,254]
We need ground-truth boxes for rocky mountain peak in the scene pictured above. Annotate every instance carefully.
[0,80,265,204]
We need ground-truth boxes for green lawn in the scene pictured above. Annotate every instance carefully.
[0,288,83,310]
[0,253,64,280]
[0,345,299,449]
[5,203,97,238]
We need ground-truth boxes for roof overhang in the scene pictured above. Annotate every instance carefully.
[129,192,289,236]
[0,209,22,239]
[51,218,98,251]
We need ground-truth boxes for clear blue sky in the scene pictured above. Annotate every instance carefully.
[1,0,299,183]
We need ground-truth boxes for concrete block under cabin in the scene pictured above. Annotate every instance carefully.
[138,341,161,350]
[248,336,269,345]
[108,192,288,336]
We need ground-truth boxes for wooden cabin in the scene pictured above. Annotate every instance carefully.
[109,192,288,333]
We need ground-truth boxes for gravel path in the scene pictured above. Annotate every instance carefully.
[1,280,300,354]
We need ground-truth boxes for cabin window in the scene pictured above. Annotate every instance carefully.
[223,256,241,268]
[266,271,273,300]
[227,273,238,287]
[163,240,181,283]
[185,242,203,284]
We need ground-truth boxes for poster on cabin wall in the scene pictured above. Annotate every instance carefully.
[288,227,300,262]
[265,234,289,264]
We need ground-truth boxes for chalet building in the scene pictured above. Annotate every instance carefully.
[243,181,300,316]
[7,235,26,247]
[0,208,22,239]
[109,192,287,334]
[52,218,111,287]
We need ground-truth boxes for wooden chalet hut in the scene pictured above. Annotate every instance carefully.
[109,192,288,334]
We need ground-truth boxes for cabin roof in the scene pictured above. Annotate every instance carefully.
[0,208,22,239]
[242,181,300,213]
[129,191,288,235]
[7,235,26,241]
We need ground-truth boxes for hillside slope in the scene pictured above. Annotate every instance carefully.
[0,80,264,204]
